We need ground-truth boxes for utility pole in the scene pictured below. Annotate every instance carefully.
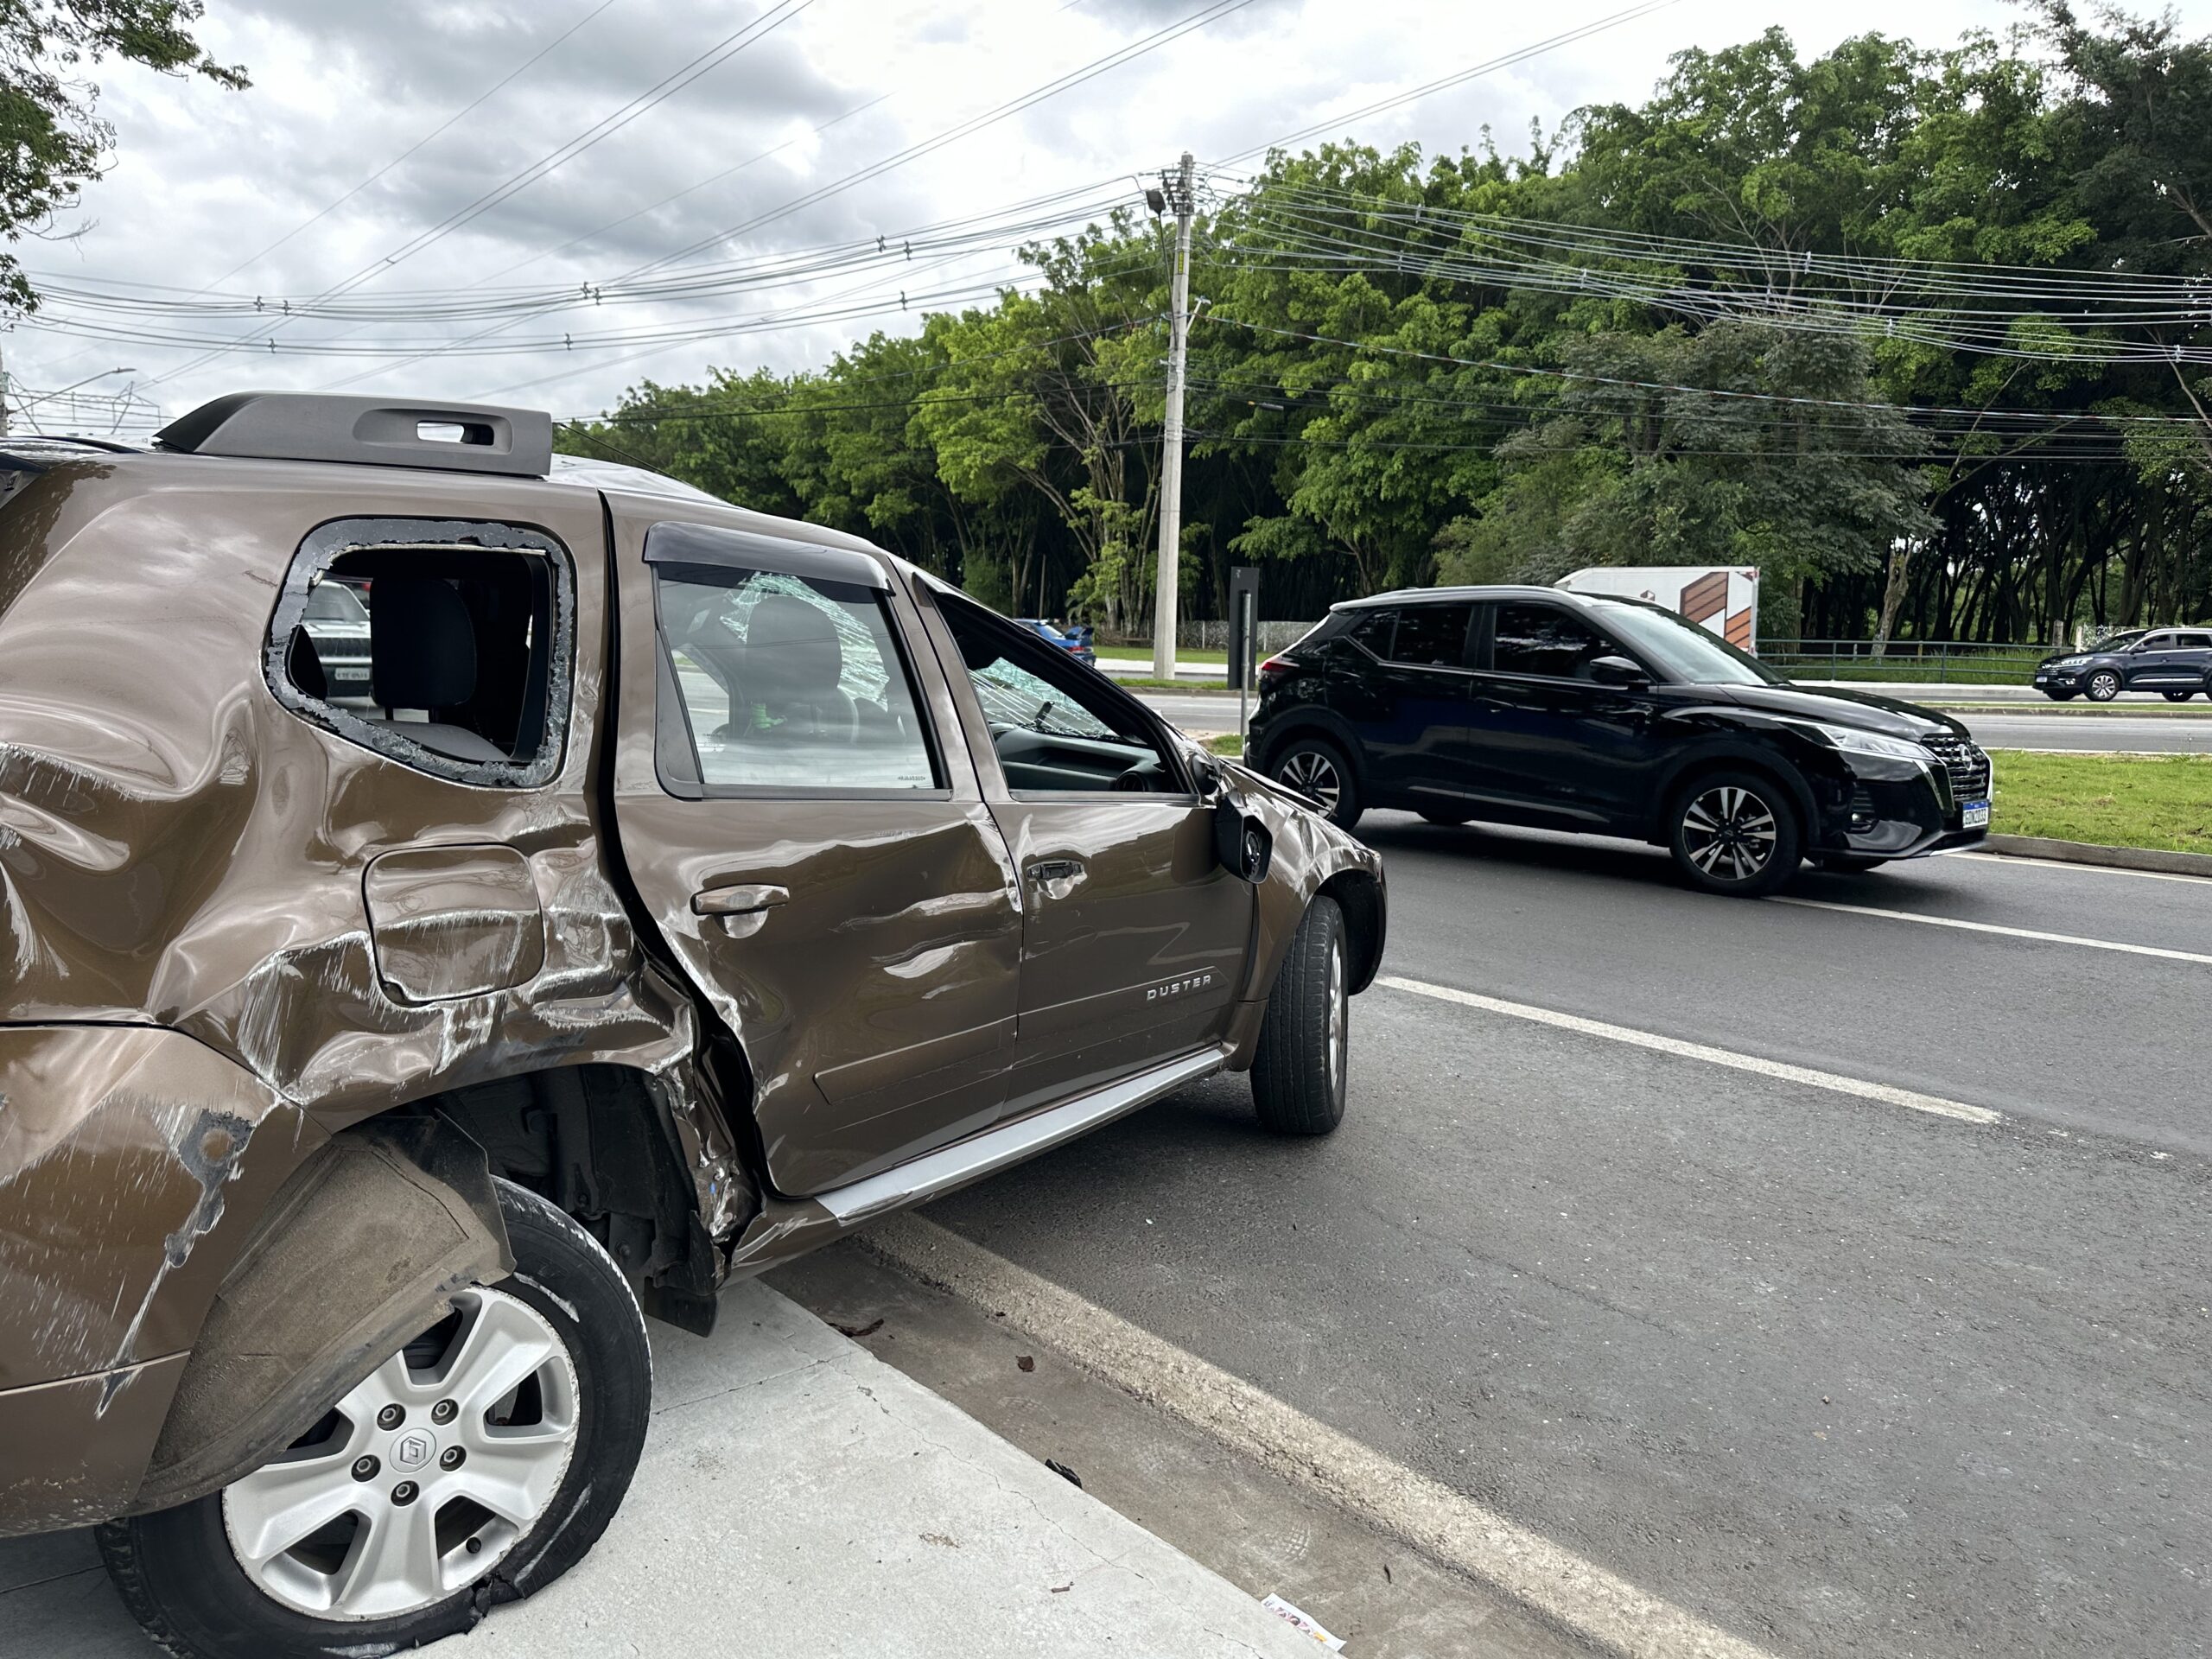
[1,346,11,437]
[1151,151,1196,681]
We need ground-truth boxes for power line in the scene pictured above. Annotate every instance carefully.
[629,0,1259,282]
[1199,314,2212,425]
[136,0,815,390]
[31,0,627,388]
[208,0,630,290]
[1211,173,2212,356]
[313,0,1249,397]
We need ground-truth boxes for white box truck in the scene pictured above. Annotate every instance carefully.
[1554,565,1759,654]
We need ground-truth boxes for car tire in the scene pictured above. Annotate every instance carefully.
[1813,854,1888,874]
[2162,690,2195,702]
[1272,736,1362,830]
[2045,690,2079,702]
[2086,671,2122,702]
[98,1179,652,1659]
[1665,769,1802,898]
[1250,895,1349,1137]
[1418,807,1473,826]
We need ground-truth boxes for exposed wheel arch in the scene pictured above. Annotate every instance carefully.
[428,1063,741,1335]
[1319,868,1385,995]
[1250,710,1366,784]
[1649,747,1816,849]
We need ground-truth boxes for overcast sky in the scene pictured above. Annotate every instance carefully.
[16,0,2212,436]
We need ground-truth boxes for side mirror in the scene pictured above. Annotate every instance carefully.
[1587,654,1650,689]
[1212,798,1274,884]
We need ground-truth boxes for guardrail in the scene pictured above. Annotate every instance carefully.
[1758,639,2048,684]
[1098,620,1317,653]
[1092,627,2058,683]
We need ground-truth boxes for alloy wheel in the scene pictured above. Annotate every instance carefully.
[222,1286,580,1622]
[1680,785,1779,884]
[2088,671,2121,702]
[1278,748,1341,812]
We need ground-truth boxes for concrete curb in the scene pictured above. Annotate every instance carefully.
[1983,833,2212,877]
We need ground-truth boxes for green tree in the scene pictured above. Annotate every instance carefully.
[1440,322,1936,642]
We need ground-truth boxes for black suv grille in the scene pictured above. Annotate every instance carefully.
[1922,734,1991,804]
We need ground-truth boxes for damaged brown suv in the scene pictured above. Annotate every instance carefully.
[0,394,1385,1658]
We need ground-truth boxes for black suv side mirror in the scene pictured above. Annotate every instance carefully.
[1586,654,1650,688]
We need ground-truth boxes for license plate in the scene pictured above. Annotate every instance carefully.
[1961,800,1990,830]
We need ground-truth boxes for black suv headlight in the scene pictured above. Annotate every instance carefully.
[1800,721,1931,762]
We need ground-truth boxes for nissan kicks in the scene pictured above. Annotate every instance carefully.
[0,392,1384,1659]
[1249,585,1990,897]
[2033,626,2212,702]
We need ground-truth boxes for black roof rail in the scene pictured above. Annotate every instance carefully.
[156,393,553,477]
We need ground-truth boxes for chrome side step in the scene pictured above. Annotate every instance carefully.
[726,1046,1227,1278]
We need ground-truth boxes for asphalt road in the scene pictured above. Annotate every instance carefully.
[1956,711,2212,752]
[1133,689,2212,753]
[916,820,2212,1658]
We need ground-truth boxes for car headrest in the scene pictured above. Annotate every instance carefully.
[286,626,327,701]
[745,594,842,701]
[371,577,477,710]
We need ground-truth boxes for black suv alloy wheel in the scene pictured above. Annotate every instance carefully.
[2086,669,2123,702]
[1667,772,1802,898]
[1272,737,1361,829]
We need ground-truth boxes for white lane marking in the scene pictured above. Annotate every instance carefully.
[861,1213,1780,1659]
[1954,851,2212,887]
[1772,897,2212,965]
[1376,974,2002,1126]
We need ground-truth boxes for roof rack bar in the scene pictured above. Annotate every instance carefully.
[156,393,553,478]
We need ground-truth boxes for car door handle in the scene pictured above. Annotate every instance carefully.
[691,883,790,918]
[1025,858,1084,893]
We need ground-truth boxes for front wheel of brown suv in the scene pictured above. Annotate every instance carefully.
[1251,895,1350,1135]
[98,1179,652,1659]
[1666,770,1802,898]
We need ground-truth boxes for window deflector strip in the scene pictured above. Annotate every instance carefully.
[642,519,887,590]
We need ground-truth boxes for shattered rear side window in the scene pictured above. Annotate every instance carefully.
[265,518,575,788]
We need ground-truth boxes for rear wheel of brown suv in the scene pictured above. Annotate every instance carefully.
[98,1179,652,1659]
[1251,896,1350,1135]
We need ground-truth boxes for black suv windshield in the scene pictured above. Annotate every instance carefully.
[2088,629,2150,652]
[1592,601,1785,685]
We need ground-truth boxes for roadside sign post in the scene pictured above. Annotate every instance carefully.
[1228,565,1260,750]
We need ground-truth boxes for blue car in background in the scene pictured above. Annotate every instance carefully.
[1017,618,1097,669]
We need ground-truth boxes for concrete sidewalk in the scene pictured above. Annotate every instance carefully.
[0,1284,1319,1659]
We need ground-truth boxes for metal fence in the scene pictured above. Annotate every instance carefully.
[1098,620,1319,653]
[1092,626,2052,683]
[1759,639,2047,685]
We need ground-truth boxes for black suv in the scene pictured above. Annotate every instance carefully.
[1249,586,1993,897]
[2033,627,2212,702]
